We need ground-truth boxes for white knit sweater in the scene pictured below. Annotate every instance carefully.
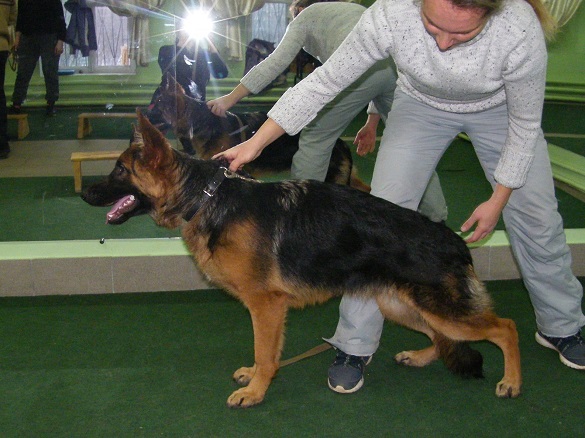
[268,0,548,189]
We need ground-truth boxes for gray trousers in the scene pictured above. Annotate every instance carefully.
[326,90,585,356]
[12,33,61,105]
[292,60,448,222]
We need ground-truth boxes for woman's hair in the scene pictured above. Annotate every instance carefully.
[289,0,342,18]
[449,0,557,41]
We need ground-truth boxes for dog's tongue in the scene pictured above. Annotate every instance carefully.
[106,195,137,224]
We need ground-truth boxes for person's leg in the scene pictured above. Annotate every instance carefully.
[327,91,462,392]
[291,60,395,181]
[466,105,585,368]
[11,34,39,106]
[373,88,448,223]
[370,90,460,207]
[0,51,9,157]
[39,33,61,111]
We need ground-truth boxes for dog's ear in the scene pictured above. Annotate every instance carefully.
[130,123,143,146]
[136,110,173,169]
[167,74,186,96]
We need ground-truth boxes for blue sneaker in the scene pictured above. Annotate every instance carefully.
[327,350,372,394]
[535,331,585,370]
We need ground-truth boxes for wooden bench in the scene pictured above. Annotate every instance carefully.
[8,113,29,139]
[77,112,137,139]
[71,151,121,193]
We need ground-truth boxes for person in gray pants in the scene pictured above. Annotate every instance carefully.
[207,0,447,222]
[214,0,585,393]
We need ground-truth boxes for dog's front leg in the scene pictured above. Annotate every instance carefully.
[227,292,288,408]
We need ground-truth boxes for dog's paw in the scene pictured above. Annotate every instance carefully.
[226,387,264,408]
[233,366,255,386]
[394,347,438,367]
[495,379,521,398]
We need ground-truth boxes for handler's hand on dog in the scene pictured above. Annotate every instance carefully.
[213,118,287,172]
[213,140,263,172]
[207,96,232,117]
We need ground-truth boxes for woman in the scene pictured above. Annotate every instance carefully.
[210,0,447,221]
[215,0,585,393]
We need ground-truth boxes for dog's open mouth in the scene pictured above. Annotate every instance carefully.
[106,195,139,224]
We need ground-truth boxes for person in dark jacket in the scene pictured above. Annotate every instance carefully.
[10,0,66,116]
[146,29,228,135]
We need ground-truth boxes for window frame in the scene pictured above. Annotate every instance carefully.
[60,1,136,75]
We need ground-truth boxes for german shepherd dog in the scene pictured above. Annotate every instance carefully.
[150,76,371,192]
[82,113,521,408]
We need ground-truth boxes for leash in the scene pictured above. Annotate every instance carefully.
[279,342,332,368]
[227,112,248,143]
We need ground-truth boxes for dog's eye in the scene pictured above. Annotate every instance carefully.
[114,161,127,176]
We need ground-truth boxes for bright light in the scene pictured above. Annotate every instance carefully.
[182,9,214,41]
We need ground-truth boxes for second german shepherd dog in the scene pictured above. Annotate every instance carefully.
[150,76,371,192]
[82,113,521,408]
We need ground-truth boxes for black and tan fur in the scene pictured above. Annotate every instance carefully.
[151,75,371,192]
[82,113,521,408]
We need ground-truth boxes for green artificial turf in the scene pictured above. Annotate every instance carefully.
[0,279,583,436]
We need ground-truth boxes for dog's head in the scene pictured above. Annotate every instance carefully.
[153,74,213,131]
[82,111,186,228]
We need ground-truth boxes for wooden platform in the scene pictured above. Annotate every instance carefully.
[77,112,136,139]
[71,150,121,193]
[8,113,29,139]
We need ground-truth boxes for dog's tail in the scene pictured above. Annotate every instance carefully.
[349,167,371,193]
[436,335,484,379]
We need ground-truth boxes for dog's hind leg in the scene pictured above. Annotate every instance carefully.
[422,311,521,398]
[227,291,288,408]
[376,292,440,367]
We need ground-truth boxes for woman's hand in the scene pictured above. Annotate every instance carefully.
[213,139,265,172]
[213,118,286,172]
[354,113,381,156]
[207,84,251,117]
[207,95,233,117]
[461,184,512,243]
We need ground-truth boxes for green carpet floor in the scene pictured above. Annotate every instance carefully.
[2,137,585,242]
[0,279,583,436]
[2,101,584,241]
[1,102,584,435]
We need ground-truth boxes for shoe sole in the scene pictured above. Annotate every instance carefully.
[328,376,364,394]
[535,332,585,370]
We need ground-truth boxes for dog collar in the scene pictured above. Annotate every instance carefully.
[183,167,229,222]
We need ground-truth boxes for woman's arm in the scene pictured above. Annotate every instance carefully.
[461,183,512,243]
[207,83,251,117]
[208,18,307,116]
[213,118,286,172]
[354,112,381,156]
